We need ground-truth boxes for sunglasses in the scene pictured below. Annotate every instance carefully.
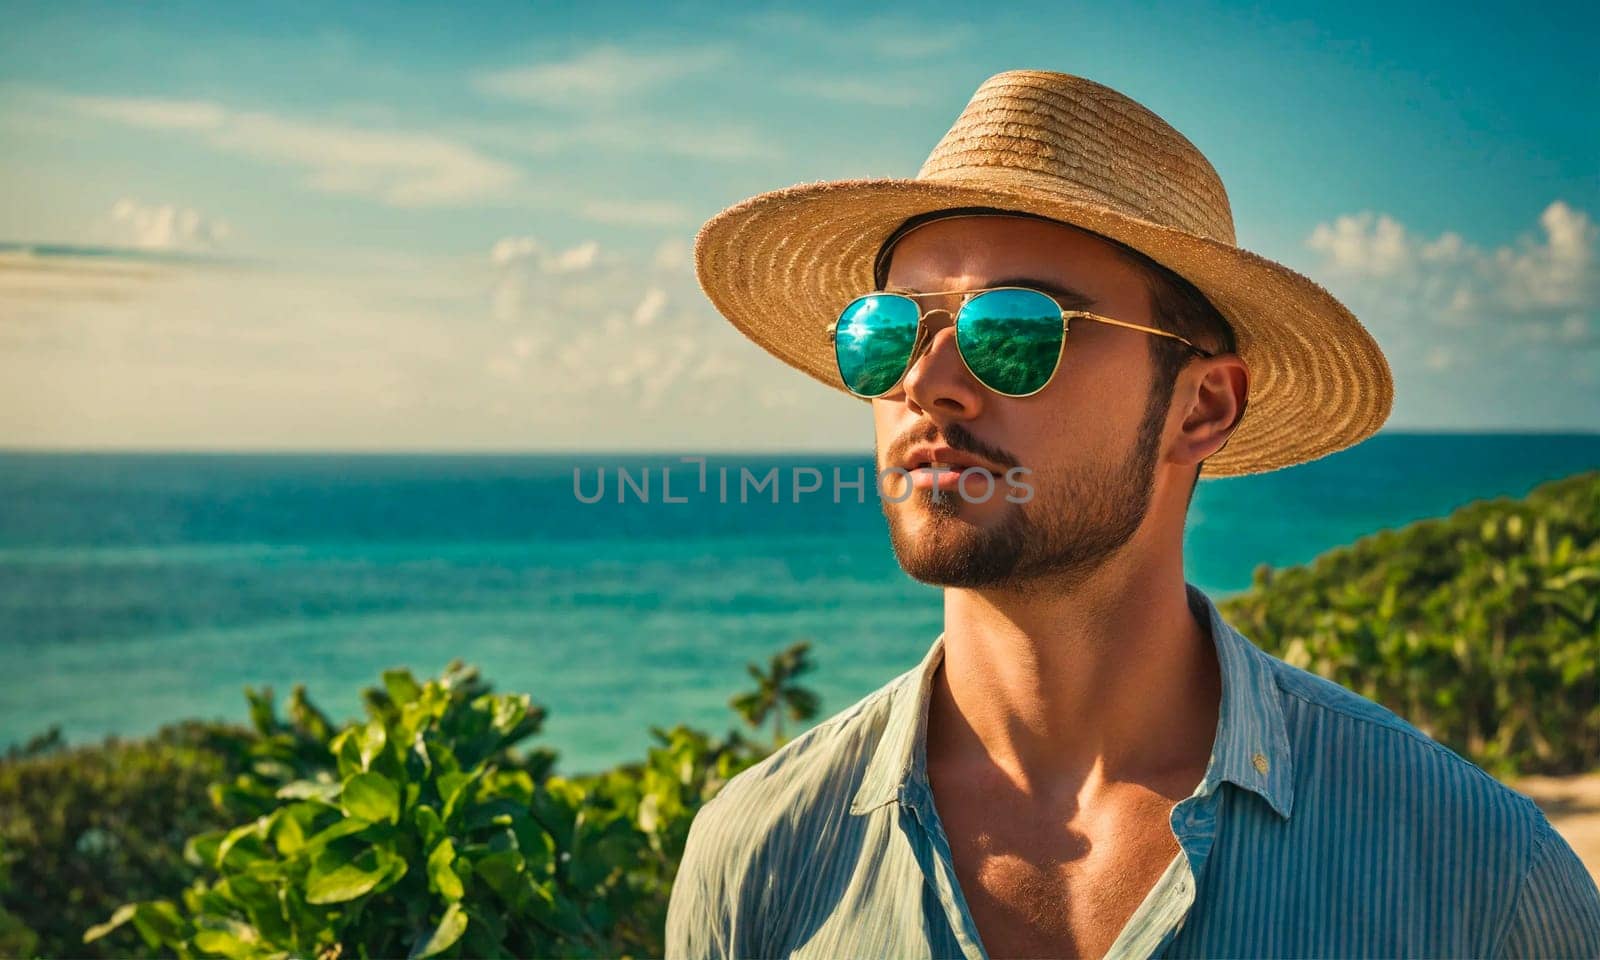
[828,285,1216,399]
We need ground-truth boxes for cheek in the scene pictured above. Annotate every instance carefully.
[871,401,901,462]
[1052,343,1154,428]
[1008,414,1072,475]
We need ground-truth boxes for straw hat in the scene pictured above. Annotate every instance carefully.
[694,70,1394,477]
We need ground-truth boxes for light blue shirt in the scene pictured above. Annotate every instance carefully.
[666,583,1600,958]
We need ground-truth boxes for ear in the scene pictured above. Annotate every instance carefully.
[1172,355,1249,468]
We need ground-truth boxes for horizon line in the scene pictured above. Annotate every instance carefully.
[2,428,1599,459]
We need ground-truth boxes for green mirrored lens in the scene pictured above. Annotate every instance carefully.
[957,288,1065,395]
[835,294,920,397]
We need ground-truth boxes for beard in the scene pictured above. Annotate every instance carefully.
[883,381,1170,589]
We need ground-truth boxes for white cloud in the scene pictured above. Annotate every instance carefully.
[547,240,599,273]
[1307,201,1597,317]
[499,116,779,161]
[1306,212,1411,276]
[633,288,667,326]
[579,199,693,227]
[1495,200,1594,310]
[652,238,691,272]
[71,95,519,207]
[73,95,227,130]
[0,241,868,451]
[482,233,765,415]
[1525,313,1593,345]
[102,199,230,251]
[493,236,599,273]
[1302,201,1598,428]
[475,45,727,104]
[489,238,602,320]
[490,236,540,267]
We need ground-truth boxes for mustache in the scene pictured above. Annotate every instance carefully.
[887,420,1020,471]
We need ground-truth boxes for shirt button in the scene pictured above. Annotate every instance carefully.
[1252,752,1270,774]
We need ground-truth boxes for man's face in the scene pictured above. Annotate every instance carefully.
[873,215,1178,588]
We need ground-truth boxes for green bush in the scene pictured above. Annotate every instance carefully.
[81,662,765,959]
[1221,470,1600,778]
[0,720,254,959]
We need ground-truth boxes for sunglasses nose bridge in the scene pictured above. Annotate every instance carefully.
[906,305,958,362]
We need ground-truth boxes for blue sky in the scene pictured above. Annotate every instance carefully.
[1,0,1596,450]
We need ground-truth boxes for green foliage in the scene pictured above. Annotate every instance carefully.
[79,661,766,959]
[1221,471,1600,778]
[0,720,254,959]
[730,639,821,746]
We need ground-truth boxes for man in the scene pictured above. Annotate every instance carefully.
[666,70,1600,958]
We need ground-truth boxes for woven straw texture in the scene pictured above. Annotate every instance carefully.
[694,70,1393,477]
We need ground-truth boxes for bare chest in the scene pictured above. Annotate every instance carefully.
[933,785,1182,959]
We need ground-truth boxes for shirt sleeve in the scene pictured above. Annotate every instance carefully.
[1496,815,1600,959]
[666,795,739,960]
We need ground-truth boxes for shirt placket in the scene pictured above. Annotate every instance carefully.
[1154,787,1226,956]
[899,774,991,960]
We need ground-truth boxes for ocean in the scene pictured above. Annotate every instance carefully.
[1,434,1596,774]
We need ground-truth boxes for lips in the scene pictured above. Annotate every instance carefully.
[900,444,997,475]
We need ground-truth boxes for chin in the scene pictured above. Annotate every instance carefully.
[885,495,1028,587]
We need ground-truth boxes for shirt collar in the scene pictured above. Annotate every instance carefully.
[848,581,1296,820]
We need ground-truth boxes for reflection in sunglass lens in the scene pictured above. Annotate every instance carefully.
[957,288,1065,396]
[834,294,920,397]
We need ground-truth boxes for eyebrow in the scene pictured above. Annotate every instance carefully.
[885,276,1099,311]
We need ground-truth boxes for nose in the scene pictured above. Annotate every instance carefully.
[900,308,986,419]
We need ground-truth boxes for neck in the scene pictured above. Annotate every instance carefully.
[927,530,1221,807]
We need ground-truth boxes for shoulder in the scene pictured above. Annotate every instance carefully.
[1250,649,1600,949]
[1260,648,1553,860]
[675,657,918,874]
[667,663,919,957]
[1267,651,1540,809]
[692,659,914,839]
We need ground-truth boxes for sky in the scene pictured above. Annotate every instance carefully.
[1,0,1596,452]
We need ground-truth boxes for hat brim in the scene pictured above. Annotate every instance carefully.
[694,175,1393,478]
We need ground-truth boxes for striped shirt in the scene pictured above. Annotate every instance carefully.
[666,582,1600,958]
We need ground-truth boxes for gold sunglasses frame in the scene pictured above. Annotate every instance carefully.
[825,285,1218,399]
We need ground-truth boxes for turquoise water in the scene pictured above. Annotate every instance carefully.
[1,435,1595,773]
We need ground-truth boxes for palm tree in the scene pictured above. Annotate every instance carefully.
[730,640,821,747]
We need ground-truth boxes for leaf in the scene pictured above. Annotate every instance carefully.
[302,815,376,855]
[183,830,226,869]
[341,771,401,824]
[276,778,342,804]
[305,845,395,904]
[428,837,465,902]
[191,917,260,959]
[215,815,272,870]
[472,848,527,905]
[360,718,388,770]
[136,901,187,941]
[82,903,137,943]
[413,803,445,845]
[288,684,334,742]
[329,727,363,780]
[440,768,485,823]
[491,694,529,735]
[384,668,424,706]
[410,902,469,959]
[245,686,277,736]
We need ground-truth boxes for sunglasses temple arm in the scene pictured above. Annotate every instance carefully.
[1065,312,1216,357]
